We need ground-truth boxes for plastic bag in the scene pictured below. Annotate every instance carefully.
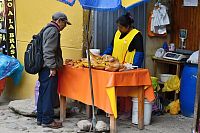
[187,51,199,64]
[165,99,180,115]
[162,75,180,93]
[0,53,23,85]
[151,76,160,91]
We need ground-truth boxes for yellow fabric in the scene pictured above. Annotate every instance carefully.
[112,29,139,64]
[106,86,149,118]
[106,87,117,118]
[122,0,143,8]
[162,75,180,93]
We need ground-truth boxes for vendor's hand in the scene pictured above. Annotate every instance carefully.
[49,69,56,77]
[102,54,115,62]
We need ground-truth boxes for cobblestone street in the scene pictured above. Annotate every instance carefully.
[0,100,193,133]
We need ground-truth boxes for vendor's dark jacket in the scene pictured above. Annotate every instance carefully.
[42,22,63,69]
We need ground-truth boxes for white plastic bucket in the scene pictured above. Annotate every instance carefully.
[86,49,100,58]
[160,74,174,82]
[132,98,153,125]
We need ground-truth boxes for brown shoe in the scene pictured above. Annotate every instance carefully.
[42,121,63,129]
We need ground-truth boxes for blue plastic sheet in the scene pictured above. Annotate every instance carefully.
[0,53,23,85]
[57,0,76,6]
[79,0,121,10]
[58,0,150,11]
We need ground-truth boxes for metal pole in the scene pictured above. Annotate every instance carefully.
[86,9,96,132]
[192,43,200,133]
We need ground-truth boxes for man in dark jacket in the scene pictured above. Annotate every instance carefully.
[37,12,71,129]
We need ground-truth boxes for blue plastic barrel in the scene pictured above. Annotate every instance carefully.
[180,63,198,117]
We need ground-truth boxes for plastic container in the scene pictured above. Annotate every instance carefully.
[162,41,168,51]
[132,98,153,125]
[160,74,174,82]
[180,63,198,117]
[169,43,175,51]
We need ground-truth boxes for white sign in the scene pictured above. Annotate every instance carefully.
[184,0,198,7]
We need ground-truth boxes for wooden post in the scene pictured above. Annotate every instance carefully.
[192,45,200,132]
[60,95,66,122]
[138,86,144,129]
[110,114,116,133]
[110,86,117,133]
[176,64,181,77]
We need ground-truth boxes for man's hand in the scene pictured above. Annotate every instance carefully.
[49,69,56,77]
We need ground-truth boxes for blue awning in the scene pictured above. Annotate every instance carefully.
[58,0,150,10]
[122,0,150,10]
[79,0,121,10]
[58,0,76,6]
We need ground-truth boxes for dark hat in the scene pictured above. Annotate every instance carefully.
[52,12,72,25]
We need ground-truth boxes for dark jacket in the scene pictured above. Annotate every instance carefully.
[42,22,63,69]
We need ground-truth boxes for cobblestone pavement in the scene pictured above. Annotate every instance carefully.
[0,102,193,133]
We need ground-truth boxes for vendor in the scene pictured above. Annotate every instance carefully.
[103,12,144,119]
[103,12,144,68]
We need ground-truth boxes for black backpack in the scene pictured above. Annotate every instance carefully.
[24,25,55,74]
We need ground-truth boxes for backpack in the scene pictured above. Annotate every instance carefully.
[24,25,55,74]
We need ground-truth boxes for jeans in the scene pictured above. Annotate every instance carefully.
[37,67,59,124]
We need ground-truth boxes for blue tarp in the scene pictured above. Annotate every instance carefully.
[58,0,76,6]
[58,0,150,10]
[0,53,23,85]
[79,0,121,10]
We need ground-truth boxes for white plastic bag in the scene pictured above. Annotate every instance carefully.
[187,51,199,64]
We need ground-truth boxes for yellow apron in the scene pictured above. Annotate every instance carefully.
[112,29,139,64]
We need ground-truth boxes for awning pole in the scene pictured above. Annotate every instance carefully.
[192,43,200,133]
[86,9,96,132]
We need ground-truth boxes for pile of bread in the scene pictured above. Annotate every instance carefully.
[65,53,129,72]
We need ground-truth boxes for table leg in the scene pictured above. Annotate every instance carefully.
[86,105,92,118]
[176,64,181,77]
[60,95,66,122]
[138,86,144,129]
[110,114,117,133]
[174,64,181,100]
